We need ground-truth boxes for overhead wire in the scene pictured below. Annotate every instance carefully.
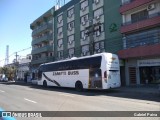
[0,47,32,63]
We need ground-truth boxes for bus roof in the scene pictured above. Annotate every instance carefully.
[40,52,117,66]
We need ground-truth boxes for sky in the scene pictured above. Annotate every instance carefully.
[0,0,70,67]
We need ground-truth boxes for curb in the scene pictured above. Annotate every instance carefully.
[119,87,160,95]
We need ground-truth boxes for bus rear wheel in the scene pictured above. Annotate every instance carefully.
[75,81,83,92]
[43,80,47,87]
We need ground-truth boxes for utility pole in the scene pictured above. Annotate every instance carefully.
[15,52,19,63]
[15,52,19,81]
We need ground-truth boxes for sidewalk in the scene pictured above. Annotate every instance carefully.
[119,84,160,95]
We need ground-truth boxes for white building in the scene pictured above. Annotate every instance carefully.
[17,55,32,80]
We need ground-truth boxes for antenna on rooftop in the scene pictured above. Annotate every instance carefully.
[5,45,9,65]
[56,0,67,10]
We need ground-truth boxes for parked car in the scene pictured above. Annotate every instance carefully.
[0,77,8,82]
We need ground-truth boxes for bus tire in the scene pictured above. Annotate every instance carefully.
[75,81,83,92]
[43,80,47,87]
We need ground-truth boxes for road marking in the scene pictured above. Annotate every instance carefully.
[59,93,74,98]
[0,90,5,93]
[24,98,37,103]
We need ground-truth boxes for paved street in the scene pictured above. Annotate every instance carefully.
[0,82,159,120]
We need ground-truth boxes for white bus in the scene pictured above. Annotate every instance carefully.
[36,53,121,91]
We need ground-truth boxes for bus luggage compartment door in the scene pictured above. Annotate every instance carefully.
[89,69,102,89]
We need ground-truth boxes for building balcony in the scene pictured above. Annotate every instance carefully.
[121,12,160,33]
[120,0,154,13]
[32,45,53,55]
[31,57,54,65]
[32,34,53,45]
[32,23,52,36]
[118,43,160,59]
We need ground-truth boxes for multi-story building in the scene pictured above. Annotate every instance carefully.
[54,0,122,60]
[30,0,123,83]
[118,0,160,85]
[30,8,54,71]
[17,54,32,80]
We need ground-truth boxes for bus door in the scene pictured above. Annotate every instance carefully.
[38,69,42,80]
[89,68,102,89]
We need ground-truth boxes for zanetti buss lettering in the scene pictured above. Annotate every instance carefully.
[53,71,79,76]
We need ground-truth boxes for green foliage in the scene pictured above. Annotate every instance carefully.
[0,66,16,80]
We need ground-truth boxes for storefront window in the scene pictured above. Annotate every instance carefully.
[139,67,160,84]
[125,28,160,49]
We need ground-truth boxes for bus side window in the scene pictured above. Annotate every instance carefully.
[38,70,42,79]
[38,66,43,79]
[32,72,35,80]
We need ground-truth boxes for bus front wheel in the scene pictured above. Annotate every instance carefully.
[75,81,83,92]
[43,80,47,87]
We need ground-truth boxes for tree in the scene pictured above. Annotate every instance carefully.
[0,67,3,74]
[0,66,16,81]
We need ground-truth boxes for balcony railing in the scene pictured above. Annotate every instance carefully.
[32,23,52,36]
[122,12,160,26]
[32,45,53,55]
[31,57,54,65]
[120,0,154,13]
[32,34,53,45]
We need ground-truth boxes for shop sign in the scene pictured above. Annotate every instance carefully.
[138,59,160,67]
[109,23,118,32]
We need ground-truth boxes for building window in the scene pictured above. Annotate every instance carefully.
[68,35,74,45]
[81,14,89,26]
[68,21,74,31]
[122,0,132,5]
[94,41,104,52]
[68,8,74,18]
[122,36,127,49]
[57,14,63,23]
[94,0,100,4]
[131,10,148,23]
[68,48,75,58]
[49,52,53,57]
[125,28,160,49]
[81,0,88,11]
[82,45,89,56]
[41,21,46,26]
[94,24,103,37]
[81,30,89,40]
[58,27,63,36]
[48,16,53,23]
[28,56,31,60]
[94,7,103,20]
[46,53,49,57]
[58,51,63,58]
[58,39,63,48]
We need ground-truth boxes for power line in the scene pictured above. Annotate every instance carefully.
[0,47,32,64]
[16,47,31,53]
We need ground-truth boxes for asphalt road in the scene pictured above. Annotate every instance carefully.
[0,82,159,120]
